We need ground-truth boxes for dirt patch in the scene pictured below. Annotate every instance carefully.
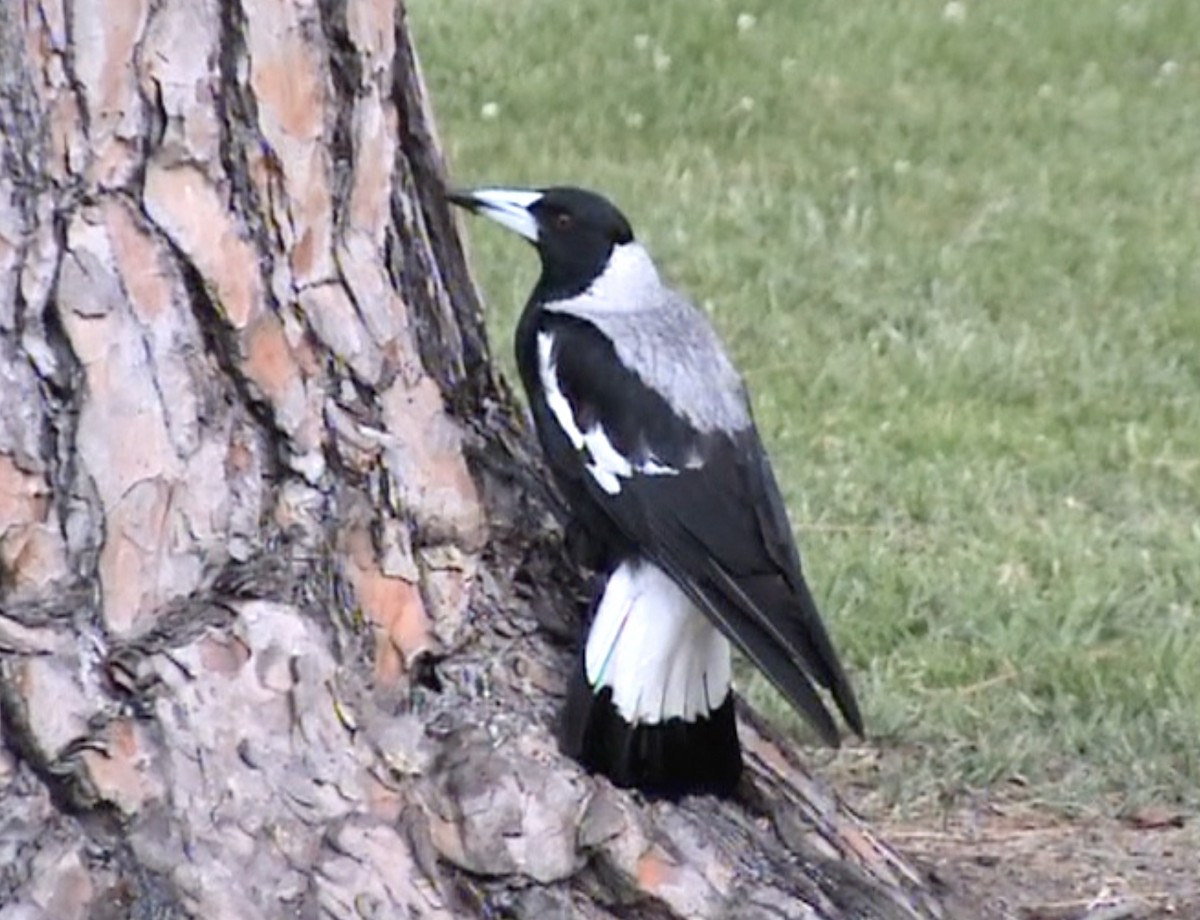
[880,802,1198,919]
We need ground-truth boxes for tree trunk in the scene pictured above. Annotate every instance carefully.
[0,2,945,918]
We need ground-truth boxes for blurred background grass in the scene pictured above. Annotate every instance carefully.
[409,0,1200,815]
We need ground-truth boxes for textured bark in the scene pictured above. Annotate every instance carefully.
[0,1,945,918]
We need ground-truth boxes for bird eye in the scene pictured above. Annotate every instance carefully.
[553,212,574,230]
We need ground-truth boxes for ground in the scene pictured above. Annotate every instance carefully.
[830,749,1200,919]
[885,799,1197,919]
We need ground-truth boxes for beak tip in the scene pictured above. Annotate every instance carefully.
[443,186,542,243]
[444,188,477,211]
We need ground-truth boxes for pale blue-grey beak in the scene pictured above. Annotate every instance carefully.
[446,187,543,242]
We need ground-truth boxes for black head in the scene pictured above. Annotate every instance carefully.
[446,185,634,300]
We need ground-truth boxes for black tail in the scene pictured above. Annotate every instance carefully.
[561,664,742,799]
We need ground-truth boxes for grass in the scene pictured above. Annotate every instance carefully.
[409,0,1200,815]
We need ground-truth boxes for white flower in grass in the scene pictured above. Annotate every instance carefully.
[1116,3,1149,29]
[633,33,650,51]
[653,48,672,72]
[943,1,967,23]
[736,13,757,33]
[480,101,500,120]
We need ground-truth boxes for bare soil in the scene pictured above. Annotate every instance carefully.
[881,802,1198,919]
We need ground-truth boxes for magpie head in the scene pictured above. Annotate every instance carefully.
[447,186,635,299]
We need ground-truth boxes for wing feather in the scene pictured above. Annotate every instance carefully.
[535,313,862,740]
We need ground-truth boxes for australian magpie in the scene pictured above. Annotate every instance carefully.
[447,185,863,798]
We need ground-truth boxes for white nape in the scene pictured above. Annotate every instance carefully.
[586,560,732,724]
[537,332,678,495]
[543,242,753,437]
[568,242,662,315]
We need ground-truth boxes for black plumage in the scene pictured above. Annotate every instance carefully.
[448,185,862,798]
[536,312,862,742]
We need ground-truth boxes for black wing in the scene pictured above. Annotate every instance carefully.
[532,313,863,743]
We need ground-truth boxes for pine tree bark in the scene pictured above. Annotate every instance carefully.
[0,2,946,917]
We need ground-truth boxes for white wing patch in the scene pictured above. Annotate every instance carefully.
[537,332,679,495]
[586,559,732,724]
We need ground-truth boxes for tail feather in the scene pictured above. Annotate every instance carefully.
[562,671,741,798]
[560,558,742,798]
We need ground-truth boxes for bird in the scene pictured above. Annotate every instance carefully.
[447,185,863,798]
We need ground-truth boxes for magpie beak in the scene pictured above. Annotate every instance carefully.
[448,183,862,800]
[445,187,543,243]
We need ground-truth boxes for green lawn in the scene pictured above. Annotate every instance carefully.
[410,0,1200,814]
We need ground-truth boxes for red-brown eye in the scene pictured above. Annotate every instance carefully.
[554,212,573,230]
